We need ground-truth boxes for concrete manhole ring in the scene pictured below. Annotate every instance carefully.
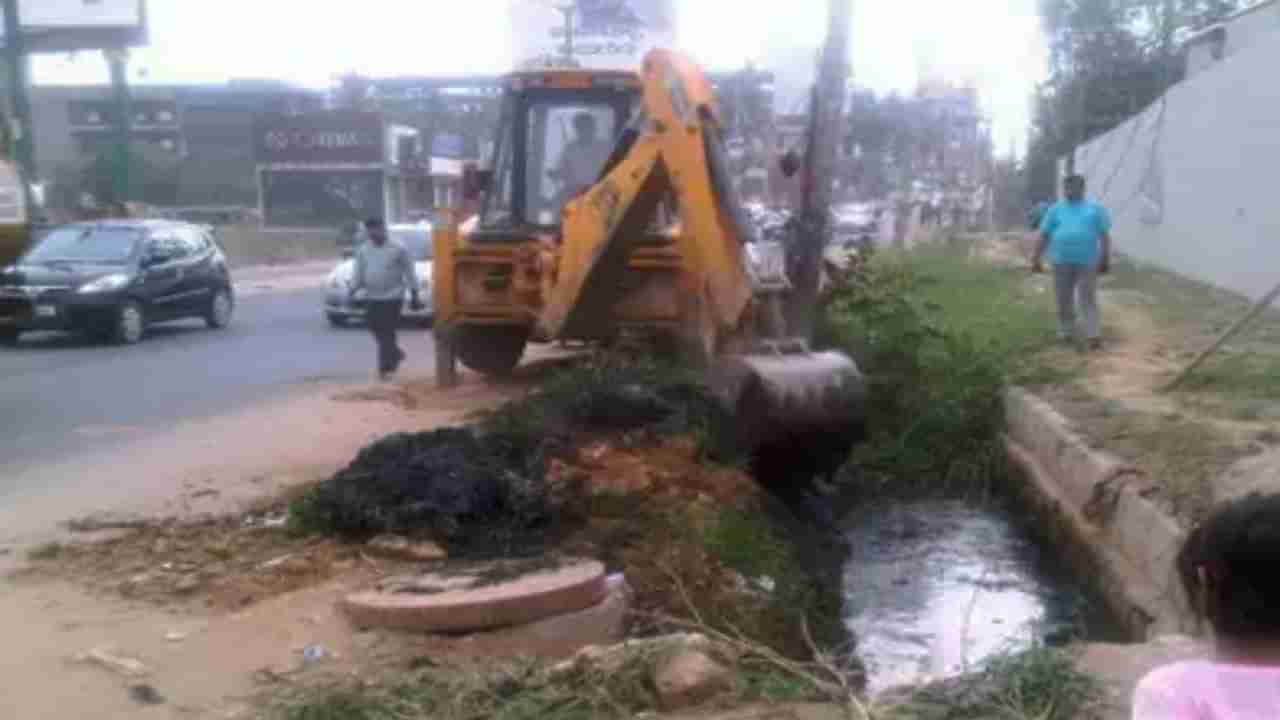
[343,557,607,633]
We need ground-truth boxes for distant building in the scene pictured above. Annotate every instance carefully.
[254,110,438,228]
[31,81,323,209]
[914,79,988,189]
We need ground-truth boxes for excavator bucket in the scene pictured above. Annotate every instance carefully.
[711,347,866,453]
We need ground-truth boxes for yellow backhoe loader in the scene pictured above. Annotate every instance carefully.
[432,49,863,450]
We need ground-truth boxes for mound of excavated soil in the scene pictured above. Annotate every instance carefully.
[290,428,559,558]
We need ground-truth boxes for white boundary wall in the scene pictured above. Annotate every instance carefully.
[1076,33,1280,300]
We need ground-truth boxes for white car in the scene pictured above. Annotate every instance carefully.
[324,223,434,327]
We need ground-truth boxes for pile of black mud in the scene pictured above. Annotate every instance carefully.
[290,428,557,558]
[291,360,744,559]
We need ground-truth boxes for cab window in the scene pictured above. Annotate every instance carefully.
[524,103,618,226]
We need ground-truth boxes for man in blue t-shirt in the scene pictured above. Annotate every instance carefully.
[1032,174,1112,350]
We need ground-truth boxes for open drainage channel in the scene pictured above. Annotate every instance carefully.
[839,493,1130,696]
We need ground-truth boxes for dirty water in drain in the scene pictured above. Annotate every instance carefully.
[840,498,1125,695]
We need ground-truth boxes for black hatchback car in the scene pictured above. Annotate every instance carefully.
[0,220,235,345]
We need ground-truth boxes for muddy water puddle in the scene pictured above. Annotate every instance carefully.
[841,499,1121,695]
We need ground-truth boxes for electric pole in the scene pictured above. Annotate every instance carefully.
[2,0,36,210]
[787,0,851,339]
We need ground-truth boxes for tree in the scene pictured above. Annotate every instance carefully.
[1023,0,1246,203]
[79,142,180,208]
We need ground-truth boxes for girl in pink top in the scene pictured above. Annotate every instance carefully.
[1133,493,1280,719]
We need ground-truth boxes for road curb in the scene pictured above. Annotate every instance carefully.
[1002,387,1196,639]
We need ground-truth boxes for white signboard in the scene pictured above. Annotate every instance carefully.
[510,0,676,70]
[1,0,146,51]
[16,0,143,27]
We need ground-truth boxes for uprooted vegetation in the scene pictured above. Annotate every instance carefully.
[267,635,837,720]
[289,355,848,658]
[873,645,1103,719]
[288,357,746,556]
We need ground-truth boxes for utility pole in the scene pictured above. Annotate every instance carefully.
[787,0,851,339]
[2,0,36,210]
[105,48,132,206]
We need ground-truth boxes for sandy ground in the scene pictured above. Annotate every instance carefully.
[0,364,523,719]
[232,261,336,298]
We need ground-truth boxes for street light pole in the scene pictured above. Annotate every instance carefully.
[2,0,36,209]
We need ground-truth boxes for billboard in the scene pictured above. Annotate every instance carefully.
[510,0,676,70]
[0,0,147,51]
[255,112,384,166]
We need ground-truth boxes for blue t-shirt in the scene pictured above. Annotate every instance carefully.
[1039,200,1111,265]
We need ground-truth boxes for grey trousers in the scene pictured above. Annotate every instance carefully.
[365,300,404,374]
[1053,263,1100,341]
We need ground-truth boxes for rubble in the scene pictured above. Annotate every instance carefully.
[366,535,448,563]
[75,647,151,678]
[653,647,734,711]
[65,512,150,533]
[128,684,165,706]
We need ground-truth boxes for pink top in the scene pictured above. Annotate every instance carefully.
[1133,660,1280,719]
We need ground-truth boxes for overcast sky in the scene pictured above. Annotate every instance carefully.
[31,0,1047,155]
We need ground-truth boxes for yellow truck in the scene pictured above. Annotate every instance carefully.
[0,157,30,268]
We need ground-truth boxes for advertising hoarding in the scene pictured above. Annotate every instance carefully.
[0,0,147,51]
[254,112,384,166]
[510,0,676,70]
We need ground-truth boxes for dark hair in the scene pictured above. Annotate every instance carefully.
[1177,493,1280,640]
[364,218,386,230]
[1064,174,1085,186]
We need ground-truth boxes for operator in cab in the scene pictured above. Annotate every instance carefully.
[551,112,614,204]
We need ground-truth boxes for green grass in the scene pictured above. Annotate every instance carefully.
[26,542,64,561]
[1175,351,1280,401]
[1105,255,1248,335]
[903,246,1060,369]
[822,243,1070,494]
[875,646,1102,720]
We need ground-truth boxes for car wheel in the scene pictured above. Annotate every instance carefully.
[113,301,146,345]
[0,328,20,347]
[205,288,234,329]
[327,313,348,328]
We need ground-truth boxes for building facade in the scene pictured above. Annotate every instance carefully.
[31,82,323,212]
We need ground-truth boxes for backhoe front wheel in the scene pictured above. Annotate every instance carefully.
[455,325,529,377]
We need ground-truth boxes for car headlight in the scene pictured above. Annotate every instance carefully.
[77,273,131,294]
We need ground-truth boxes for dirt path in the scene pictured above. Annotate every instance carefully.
[969,232,1280,520]
[0,370,524,719]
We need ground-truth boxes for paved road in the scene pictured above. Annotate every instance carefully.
[0,286,435,484]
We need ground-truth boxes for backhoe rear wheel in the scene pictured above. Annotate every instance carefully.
[455,325,529,377]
